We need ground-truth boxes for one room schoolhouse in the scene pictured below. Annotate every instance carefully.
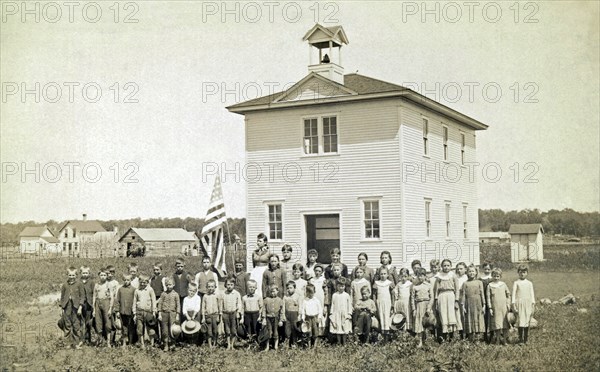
[227,24,489,268]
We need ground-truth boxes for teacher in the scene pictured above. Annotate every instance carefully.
[249,233,271,297]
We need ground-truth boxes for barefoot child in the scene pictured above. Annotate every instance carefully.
[394,268,412,332]
[283,281,302,348]
[242,280,263,344]
[329,278,352,345]
[157,277,180,350]
[373,267,395,342]
[172,258,192,319]
[486,268,510,345]
[512,264,535,344]
[262,284,286,351]
[201,279,221,349]
[93,268,114,347]
[79,266,94,345]
[410,268,432,348]
[114,274,136,347]
[353,285,376,344]
[60,267,84,349]
[460,265,485,342]
[222,278,243,350]
[301,284,323,348]
[455,262,468,338]
[309,265,326,335]
[433,259,459,341]
[479,261,493,341]
[132,274,157,347]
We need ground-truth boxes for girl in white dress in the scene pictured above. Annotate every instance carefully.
[394,268,412,331]
[309,265,327,333]
[329,278,352,345]
[373,267,395,342]
[512,264,535,344]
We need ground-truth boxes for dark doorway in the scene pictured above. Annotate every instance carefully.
[305,214,340,264]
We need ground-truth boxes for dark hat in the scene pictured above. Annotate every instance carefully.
[257,325,270,344]
[144,312,157,326]
[422,313,437,329]
[57,317,65,332]
[237,322,246,338]
[200,322,208,334]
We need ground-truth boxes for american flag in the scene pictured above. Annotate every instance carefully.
[199,176,228,277]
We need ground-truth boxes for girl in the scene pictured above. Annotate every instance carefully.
[455,262,468,337]
[410,268,432,348]
[486,268,510,345]
[262,254,286,298]
[410,260,422,282]
[305,249,320,280]
[309,265,327,334]
[375,251,399,284]
[329,278,352,345]
[512,264,535,344]
[351,252,375,284]
[251,233,271,298]
[325,247,349,279]
[460,265,485,342]
[350,266,370,306]
[428,259,441,340]
[479,261,493,341]
[393,268,412,332]
[373,267,395,342]
[433,259,459,341]
[292,263,307,300]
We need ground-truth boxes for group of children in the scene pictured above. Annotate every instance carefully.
[58,244,536,351]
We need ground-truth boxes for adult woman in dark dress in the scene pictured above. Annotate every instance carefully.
[250,233,271,297]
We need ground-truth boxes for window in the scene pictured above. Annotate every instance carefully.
[303,115,338,155]
[443,126,449,161]
[63,242,66,251]
[64,231,68,238]
[74,242,78,251]
[425,200,431,238]
[461,133,466,165]
[303,118,318,154]
[268,204,283,240]
[363,200,380,239]
[323,116,338,153]
[463,204,468,239]
[445,202,451,238]
[423,118,429,156]
[73,229,76,238]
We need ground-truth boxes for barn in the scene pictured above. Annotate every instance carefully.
[509,224,544,262]
[118,228,199,257]
[227,24,488,269]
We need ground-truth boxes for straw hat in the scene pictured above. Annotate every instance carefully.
[171,323,182,339]
[371,316,380,331]
[113,316,122,330]
[529,317,538,328]
[506,312,516,326]
[300,321,310,333]
[181,320,201,335]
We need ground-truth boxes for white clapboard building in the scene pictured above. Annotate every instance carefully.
[227,24,488,268]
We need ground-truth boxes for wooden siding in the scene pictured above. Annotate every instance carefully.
[245,98,403,269]
[399,101,481,266]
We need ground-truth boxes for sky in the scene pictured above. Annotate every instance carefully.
[1,1,599,223]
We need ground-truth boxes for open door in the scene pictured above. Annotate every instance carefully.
[305,214,340,264]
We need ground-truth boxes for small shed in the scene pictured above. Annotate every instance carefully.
[19,226,60,254]
[508,224,544,262]
[118,228,199,257]
[479,231,510,244]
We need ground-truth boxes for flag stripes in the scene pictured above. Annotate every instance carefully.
[199,176,228,277]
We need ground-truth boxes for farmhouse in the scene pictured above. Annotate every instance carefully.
[18,226,60,254]
[118,228,199,257]
[509,223,544,262]
[57,214,106,257]
[80,229,121,258]
[227,24,488,268]
[479,231,510,244]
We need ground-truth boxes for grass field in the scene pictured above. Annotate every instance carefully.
[1,246,599,371]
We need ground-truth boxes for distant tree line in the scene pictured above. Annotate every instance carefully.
[479,208,600,237]
[0,217,246,246]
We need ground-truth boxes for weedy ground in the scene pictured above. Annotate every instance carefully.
[0,245,598,371]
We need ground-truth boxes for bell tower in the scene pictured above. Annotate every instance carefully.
[302,24,349,85]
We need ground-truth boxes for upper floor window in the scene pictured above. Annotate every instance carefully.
[425,199,431,238]
[443,126,449,161]
[423,118,429,156]
[445,202,451,238]
[303,115,338,155]
[463,204,468,239]
[461,133,466,165]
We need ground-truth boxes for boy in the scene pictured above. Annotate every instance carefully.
[93,267,114,347]
[262,284,286,351]
[132,274,157,347]
[201,279,222,349]
[233,260,250,297]
[280,244,295,280]
[354,285,376,344]
[79,266,95,345]
[150,262,167,300]
[172,257,192,319]
[59,267,84,349]
[106,265,120,344]
[114,274,136,347]
[182,283,201,322]
[129,263,140,289]
[301,284,323,349]
[221,277,243,350]
[242,279,263,345]
[325,247,348,279]
[157,277,180,351]
[195,256,218,298]
[283,281,302,348]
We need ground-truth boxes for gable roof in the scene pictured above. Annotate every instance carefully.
[508,224,544,234]
[120,228,198,242]
[479,231,510,239]
[58,220,106,233]
[19,226,54,237]
[41,236,60,243]
[227,73,487,130]
[302,24,349,47]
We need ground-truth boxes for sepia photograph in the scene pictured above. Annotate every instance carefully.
[1,1,599,371]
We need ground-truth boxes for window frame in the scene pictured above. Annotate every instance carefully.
[445,201,451,238]
[442,125,449,161]
[422,117,429,156]
[425,199,432,239]
[301,114,339,156]
[360,197,382,241]
[462,203,468,239]
[265,202,284,242]
[460,132,466,165]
